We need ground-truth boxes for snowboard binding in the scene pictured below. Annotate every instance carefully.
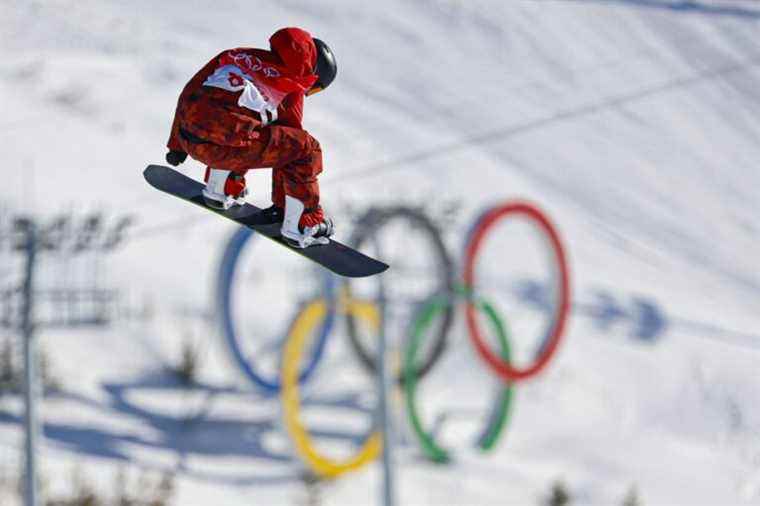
[202,168,248,210]
[281,195,334,248]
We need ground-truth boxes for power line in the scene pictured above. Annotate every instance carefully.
[127,215,212,242]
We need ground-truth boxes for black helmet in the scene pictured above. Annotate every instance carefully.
[309,38,337,95]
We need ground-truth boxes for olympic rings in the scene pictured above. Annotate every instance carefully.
[217,226,336,393]
[404,291,514,463]
[344,206,455,382]
[463,201,571,381]
[281,298,382,478]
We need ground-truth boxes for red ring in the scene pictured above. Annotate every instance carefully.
[464,201,571,381]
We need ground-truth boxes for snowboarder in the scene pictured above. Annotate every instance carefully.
[164,27,337,248]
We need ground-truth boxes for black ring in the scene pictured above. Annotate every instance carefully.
[343,206,455,382]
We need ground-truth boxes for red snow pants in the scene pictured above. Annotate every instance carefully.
[176,124,323,210]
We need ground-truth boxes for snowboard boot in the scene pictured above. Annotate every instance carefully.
[281,195,334,248]
[257,204,284,224]
[202,168,248,210]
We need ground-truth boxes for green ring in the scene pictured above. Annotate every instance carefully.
[404,292,514,463]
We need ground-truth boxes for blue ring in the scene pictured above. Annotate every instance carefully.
[217,226,335,393]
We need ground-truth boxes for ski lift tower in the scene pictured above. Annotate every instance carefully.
[3,213,132,506]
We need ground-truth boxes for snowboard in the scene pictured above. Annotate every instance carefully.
[143,165,389,278]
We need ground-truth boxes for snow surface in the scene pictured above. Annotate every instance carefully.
[2,0,760,504]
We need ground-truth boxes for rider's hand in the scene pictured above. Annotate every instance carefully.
[166,150,188,167]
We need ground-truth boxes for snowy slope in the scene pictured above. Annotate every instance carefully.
[2,0,760,504]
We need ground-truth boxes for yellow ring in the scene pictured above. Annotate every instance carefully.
[281,299,383,478]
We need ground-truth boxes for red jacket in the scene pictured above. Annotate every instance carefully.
[168,27,318,150]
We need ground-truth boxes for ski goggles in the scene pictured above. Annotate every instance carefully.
[306,84,324,97]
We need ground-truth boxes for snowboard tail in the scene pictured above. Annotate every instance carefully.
[143,165,388,278]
